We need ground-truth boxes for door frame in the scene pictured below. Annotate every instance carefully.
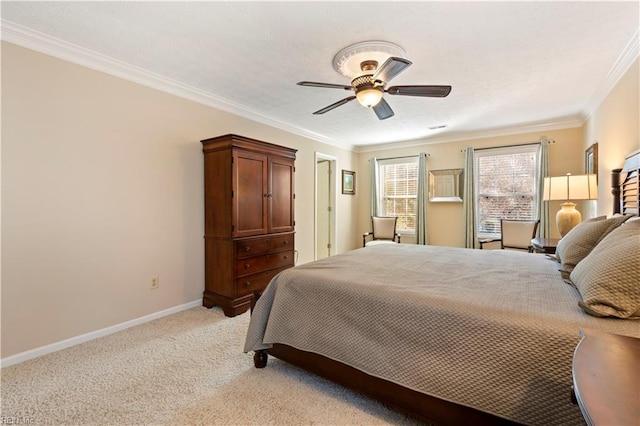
[315,152,337,260]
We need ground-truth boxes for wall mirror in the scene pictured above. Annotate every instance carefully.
[429,168,463,202]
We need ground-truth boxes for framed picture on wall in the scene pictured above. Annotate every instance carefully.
[342,170,355,195]
[585,143,598,179]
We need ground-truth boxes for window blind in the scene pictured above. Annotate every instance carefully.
[378,157,418,232]
[475,145,540,237]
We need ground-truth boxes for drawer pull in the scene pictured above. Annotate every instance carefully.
[244,281,251,288]
[283,240,288,245]
[244,246,251,252]
[244,264,251,269]
[283,255,288,259]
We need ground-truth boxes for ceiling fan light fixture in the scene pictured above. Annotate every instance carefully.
[299,40,451,119]
[356,87,383,108]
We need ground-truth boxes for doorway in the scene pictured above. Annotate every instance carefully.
[315,153,337,260]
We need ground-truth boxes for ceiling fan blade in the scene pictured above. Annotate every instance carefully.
[313,96,356,115]
[372,57,412,83]
[298,81,354,90]
[373,98,394,120]
[387,85,452,97]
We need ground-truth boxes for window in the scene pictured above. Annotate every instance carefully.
[377,157,418,232]
[475,145,540,238]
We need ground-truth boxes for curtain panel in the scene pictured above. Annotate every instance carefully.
[369,157,378,217]
[463,147,476,248]
[415,153,428,245]
[537,139,550,237]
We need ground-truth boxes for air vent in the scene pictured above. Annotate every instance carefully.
[429,124,448,130]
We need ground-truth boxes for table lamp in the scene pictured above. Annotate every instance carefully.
[542,173,597,237]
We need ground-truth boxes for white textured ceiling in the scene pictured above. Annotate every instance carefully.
[2,1,639,150]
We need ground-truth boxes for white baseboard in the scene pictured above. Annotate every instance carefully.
[1,299,202,368]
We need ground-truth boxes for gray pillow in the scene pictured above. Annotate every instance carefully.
[555,215,605,264]
[570,220,640,318]
[555,215,630,273]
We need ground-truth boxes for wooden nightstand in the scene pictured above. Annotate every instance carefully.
[530,237,559,254]
[572,329,640,426]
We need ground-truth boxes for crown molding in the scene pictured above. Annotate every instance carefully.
[581,27,639,122]
[353,116,584,153]
[0,20,345,149]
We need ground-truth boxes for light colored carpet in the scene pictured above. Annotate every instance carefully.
[1,306,422,425]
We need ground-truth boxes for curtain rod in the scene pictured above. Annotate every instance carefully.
[462,139,556,153]
[372,153,429,161]
[474,141,542,151]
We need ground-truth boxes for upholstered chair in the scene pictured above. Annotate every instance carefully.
[363,216,402,247]
[479,219,540,251]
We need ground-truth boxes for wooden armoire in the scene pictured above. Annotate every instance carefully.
[201,134,296,316]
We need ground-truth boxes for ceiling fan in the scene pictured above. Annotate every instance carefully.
[298,56,452,120]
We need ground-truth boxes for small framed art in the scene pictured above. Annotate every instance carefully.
[342,170,355,195]
[585,143,598,178]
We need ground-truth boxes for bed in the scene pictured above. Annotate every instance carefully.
[244,153,640,426]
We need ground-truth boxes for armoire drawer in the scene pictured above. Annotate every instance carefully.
[236,266,290,297]
[235,250,294,277]
[235,234,294,259]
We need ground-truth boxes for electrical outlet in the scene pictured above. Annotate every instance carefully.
[151,276,159,289]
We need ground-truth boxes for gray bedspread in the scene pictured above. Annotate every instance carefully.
[244,244,640,425]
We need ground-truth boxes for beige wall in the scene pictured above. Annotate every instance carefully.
[355,127,585,247]
[583,58,639,216]
[1,42,356,358]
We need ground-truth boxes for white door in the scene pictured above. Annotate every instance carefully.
[316,159,331,260]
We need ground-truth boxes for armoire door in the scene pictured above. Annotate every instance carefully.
[233,150,268,237]
[269,156,295,234]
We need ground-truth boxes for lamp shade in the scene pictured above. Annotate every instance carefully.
[542,174,598,201]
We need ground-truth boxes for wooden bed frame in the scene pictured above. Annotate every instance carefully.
[252,152,640,425]
[255,344,516,425]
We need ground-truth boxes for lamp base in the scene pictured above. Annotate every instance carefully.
[556,202,582,237]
